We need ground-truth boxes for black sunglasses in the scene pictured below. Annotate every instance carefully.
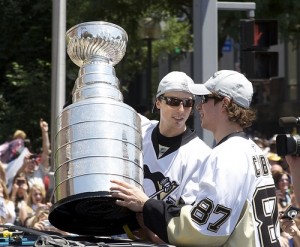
[198,95,222,104]
[159,96,195,107]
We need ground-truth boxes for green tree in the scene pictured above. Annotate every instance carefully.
[0,0,52,149]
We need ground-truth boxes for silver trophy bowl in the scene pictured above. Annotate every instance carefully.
[48,21,143,236]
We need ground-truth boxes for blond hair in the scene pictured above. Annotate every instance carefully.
[13,130,26,140]
[27,183,46,207]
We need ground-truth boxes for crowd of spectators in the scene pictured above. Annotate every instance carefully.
[0,119,59,233]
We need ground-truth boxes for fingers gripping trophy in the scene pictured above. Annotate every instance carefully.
[48,22,143,236]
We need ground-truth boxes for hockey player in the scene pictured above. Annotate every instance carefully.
[111,70,281,246]
[140,71,211,204]
[133,71,211,243]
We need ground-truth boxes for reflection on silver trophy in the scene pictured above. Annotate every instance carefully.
[48,21,143,235]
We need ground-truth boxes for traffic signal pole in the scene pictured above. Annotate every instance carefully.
[193,1,256,147]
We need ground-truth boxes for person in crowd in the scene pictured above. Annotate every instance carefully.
[267,152,282,165]
[132,71,211,243]
[273,170,299,246]
[271,163,284,174]
[28,205,67,234]
[38,118,51,195]
[18,183,48,227]
[111,70,281,246]
[273,171,295,212]
[38,118,51,173]
[10,130,27,162]
[16,153,45,189]
[0,129,26,165]
[9,172,30,225]
[268,152,284,172]
[16,119,51,190]
[269,151,292,173]
[0,135,26,165]
[279,211,300,247]
[0,179,15,224]
[12,130,26,140]
[5,118,51,194]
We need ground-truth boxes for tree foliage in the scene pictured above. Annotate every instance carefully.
[0,0,52,150]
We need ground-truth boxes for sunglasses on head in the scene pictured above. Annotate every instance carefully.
[159,96,195,107]
[198,95,223,104]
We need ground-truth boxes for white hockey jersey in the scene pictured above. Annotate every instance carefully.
[143,135,280,247]
[140,114,211,205]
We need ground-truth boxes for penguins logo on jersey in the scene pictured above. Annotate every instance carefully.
[144,165,178,203]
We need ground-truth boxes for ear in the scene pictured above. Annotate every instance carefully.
[222,97,231,108]
[156,99,161,110]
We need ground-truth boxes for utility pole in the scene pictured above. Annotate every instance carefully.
[193,1,255,147]
[51,0,66,170]
[193,0,218,148]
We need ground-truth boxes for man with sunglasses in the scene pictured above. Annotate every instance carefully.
[111,70,281,246]
[133,71,211,243]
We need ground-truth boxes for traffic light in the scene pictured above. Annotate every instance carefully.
[240,19,278,80]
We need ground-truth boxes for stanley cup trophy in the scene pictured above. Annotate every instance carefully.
[48,21,144,235]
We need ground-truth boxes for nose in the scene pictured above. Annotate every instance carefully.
[176,102,185,111]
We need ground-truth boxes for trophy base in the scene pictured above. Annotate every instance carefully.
[48,192,139,236]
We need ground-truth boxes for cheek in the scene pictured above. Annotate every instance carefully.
[159,106,171,116]
[159,109,170,122]
[34,196,42,201]
[205,103,220,116]
[202,104,218,124]
[184,107,192,116]
[201,104,211,115]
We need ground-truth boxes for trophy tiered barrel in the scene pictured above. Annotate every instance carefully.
[48,21,144,235]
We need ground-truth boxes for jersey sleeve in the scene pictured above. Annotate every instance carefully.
[143,199,229,246]
[143,198,180,243]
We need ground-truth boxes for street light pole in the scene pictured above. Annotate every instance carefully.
[51,0,66,170]
[139,17,161,111]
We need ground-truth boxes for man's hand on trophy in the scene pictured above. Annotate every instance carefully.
[110,179,149,212]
